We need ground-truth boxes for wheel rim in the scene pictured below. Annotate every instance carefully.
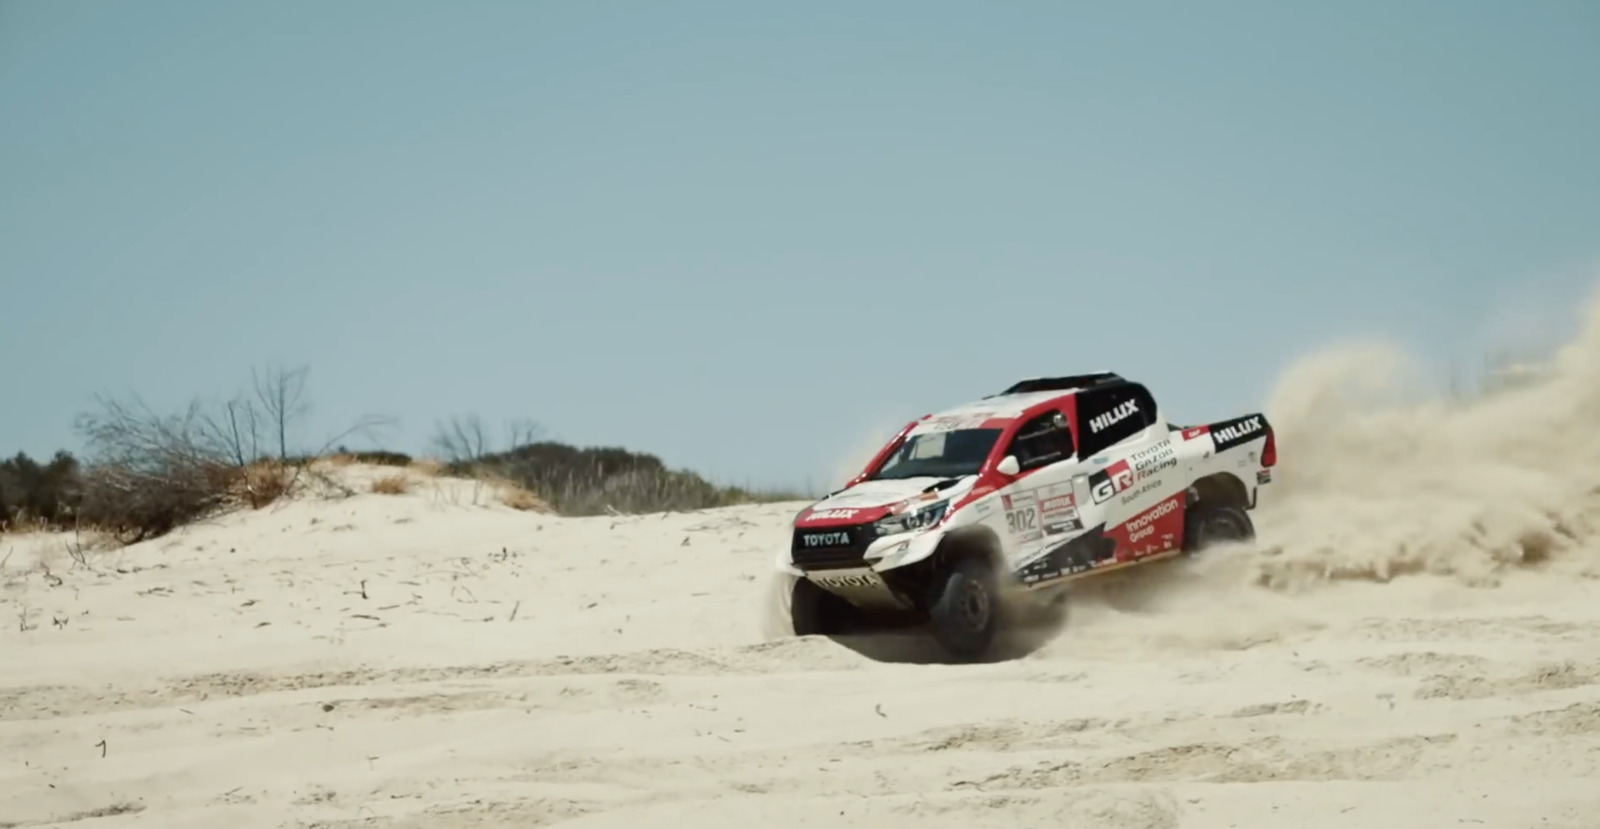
[957,579,991,630]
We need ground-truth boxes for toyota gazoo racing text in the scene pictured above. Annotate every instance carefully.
[776,372,1277,659]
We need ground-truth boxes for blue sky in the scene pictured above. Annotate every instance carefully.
[3,0,1597,491]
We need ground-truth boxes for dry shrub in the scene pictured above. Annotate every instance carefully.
[370,473,412,495]
[0,512,55,535]
[77,454,239,542]
[408,458,445,477]
[497,482,549,512]
[328,449,412,467]
[235,460,294,508]
[72,397,305,542]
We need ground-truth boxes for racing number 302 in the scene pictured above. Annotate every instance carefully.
[1006,506,1037,534]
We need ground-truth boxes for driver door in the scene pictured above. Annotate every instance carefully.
[991,408,1082,568]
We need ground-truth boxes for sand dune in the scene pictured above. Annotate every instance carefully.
[7,285,1600,827]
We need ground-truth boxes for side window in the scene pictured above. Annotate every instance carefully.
[1128,384,1156,427]
[1006,409,1076,471]
[1075,383,1155,457]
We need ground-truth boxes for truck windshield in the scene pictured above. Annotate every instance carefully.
[870,428,1002,480]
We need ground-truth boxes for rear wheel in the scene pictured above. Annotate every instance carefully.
[927,557,1001,659]
[789,576,860,636]
[1183,503,1255,554]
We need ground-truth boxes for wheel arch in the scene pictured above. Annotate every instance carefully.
[1187,471,1251,512]
[935,523,1005,568]
[1182,472,1258,553]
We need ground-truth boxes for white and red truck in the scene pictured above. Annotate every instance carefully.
[776,372,1276,660]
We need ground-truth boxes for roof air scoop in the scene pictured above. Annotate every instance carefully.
[999,372,1126,395]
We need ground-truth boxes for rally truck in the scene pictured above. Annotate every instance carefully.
[776,372,1277,660]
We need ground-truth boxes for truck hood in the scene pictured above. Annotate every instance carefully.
[796,475,976,526]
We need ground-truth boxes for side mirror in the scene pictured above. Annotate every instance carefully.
[996,455,1021,476]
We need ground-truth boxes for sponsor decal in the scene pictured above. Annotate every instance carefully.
[1101,492,1185,563]
[1089,459,1133,504]
[1004,504,1042,545]
[1088,400,1139,433]
[1039,494,1076,518]
[800,530,852,548]
[1090,456,1109,465]
[1118,477,1163,505]
[916,412,1010,434]
[1142,459,1177,479]
[813,571,882,589]
[1044,518,1082,535]
[1006,503,1039,535]
[1124,495,1180,546]
[1130,442,1177,480]
[1257,469,1272,485]
[999,489,1042,542]
[1130,442,1172,464]
[1210,415,1264,451]
[1017,528,1117,584]
[805,508,858,521]
[1001,491,1035,511]
[1180,426,1209,441]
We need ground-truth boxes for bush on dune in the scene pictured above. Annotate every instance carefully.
[70,396,306,542]
[430,416,809,517]
[3,371,813,543]
[55,364,390,542]
[0,450,82,531]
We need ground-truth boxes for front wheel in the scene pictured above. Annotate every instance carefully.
[1182,503,1255,554]
[927,557,1001,660]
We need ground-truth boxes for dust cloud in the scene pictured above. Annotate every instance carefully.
[1241,277,1600,593]
[1047,274,1600,654]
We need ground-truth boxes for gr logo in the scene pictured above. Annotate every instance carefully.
[1090,460,1134,504]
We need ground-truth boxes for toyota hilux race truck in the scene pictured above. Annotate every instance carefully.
[776,372,1276,660]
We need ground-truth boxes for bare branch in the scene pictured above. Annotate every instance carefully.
[431,415,489,465]
[196,394,265,468]
[252,364,310,461]
[430,415,542,466]
[505,418,542,450]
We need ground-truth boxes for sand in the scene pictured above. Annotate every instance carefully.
[7,287,1600,828]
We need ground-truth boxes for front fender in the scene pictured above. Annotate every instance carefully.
[868,529,944,571]
[773,547,803,576]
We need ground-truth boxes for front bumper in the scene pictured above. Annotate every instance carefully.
[780,521,942,571]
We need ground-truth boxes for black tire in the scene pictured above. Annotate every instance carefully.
[790,576,859,637]
[1182,503,1255,554]
[927,556,1001,660]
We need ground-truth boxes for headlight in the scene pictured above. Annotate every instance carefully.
[874,499,949,537]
